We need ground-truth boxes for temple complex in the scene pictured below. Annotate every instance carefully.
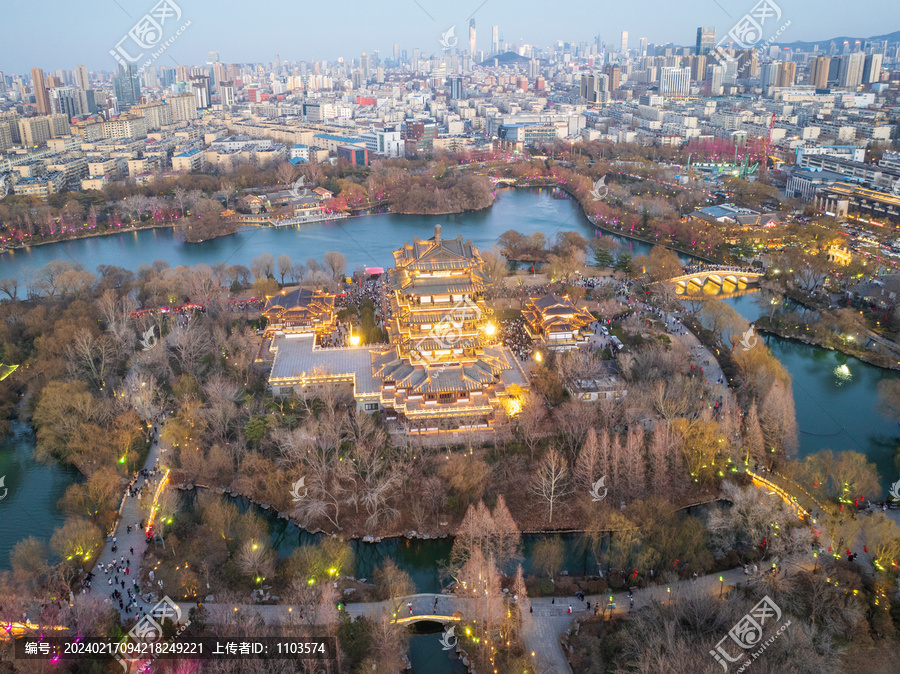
[267,225,527,434]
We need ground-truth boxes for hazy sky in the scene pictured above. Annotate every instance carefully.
[1,0,898,73]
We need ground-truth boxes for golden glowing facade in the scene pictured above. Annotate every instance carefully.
[371,225,527,433]
[522,294,595,350]
[263,287,336,337]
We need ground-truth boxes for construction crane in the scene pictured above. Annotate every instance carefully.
[759,113,776,182]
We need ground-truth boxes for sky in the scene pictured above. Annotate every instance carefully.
[1,0,898,73]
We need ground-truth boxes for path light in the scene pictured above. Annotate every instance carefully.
[534,351,542,363]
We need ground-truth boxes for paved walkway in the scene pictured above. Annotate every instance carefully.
[87,416,167,621]
[172,561,803,674]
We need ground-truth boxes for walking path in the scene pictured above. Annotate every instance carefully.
[87,415,168,621]
[170,560,805,674]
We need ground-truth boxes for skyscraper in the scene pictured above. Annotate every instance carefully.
[360,52,369,80]
[207,51,220,64]
[838,52,865,89]
[469,19,477,58]
[50,86,84,119]
[393,44,400,63]
[491,26,499,55]
[862,53,883,84]
[113,64,140,106]
[809,56,830,88]
[777,62,796,88]
[219,81,235,107]
[75,64,89,91]
[707,64,724,95]
[620,31,628,55]
[639,37,648,57]
[31,67,50,114]
[450,76,463,100]
[696,27,716,55]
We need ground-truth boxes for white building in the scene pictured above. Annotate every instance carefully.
[659,67,690,97]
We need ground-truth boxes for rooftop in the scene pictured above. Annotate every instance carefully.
[269,334,380,395]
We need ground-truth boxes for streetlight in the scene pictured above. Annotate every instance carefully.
[813,551,818,574]
[719,576,724,599]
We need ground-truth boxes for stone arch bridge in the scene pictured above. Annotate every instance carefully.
[664,268,764,294]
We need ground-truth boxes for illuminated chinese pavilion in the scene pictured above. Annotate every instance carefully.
[371,225,527,433]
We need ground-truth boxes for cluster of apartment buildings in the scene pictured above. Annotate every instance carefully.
[0,27,898,198]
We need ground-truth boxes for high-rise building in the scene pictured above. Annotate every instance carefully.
[167,93,197,122]
[469,19,477,58]
[190,75,210,108]
[18,116,51,147]
[207,50,220,64]
[31,67,51,114]
[696,27,716,55]
[735,49,759,78]
[838,52,865,89]
[75,64,89,91]
[777,62,796,88]
[862,53,883,84]
[604,64,621,90]
[50,86,84,119]
[450,76,463,100]
[688,55,707,81]
[707,64,724,95]
[639,37,648,57]
[760,61,781,89]
[621,31,628,55]
[809,56,831,88]
[114,64,140,105]
[393,44,400,63]
[491,25,499,55]
[659,66,690,96]
[219,81,235,107]
[360,52,369,80]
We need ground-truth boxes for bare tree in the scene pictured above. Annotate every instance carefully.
[516,391,549,460]
[251,253,275,280]
[322,251,347,281]
[277,254,293,285]
[531,447,571,525]
[0,277,18,300]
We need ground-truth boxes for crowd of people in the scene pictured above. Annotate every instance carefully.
[499,316,534,361]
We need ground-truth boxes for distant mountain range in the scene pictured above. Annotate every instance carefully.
[774,30,900,50]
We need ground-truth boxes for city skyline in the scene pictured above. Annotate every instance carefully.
[1,0,898,72]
